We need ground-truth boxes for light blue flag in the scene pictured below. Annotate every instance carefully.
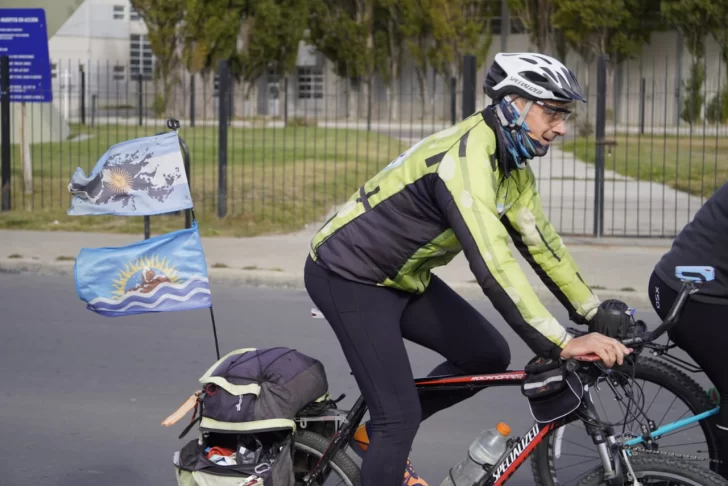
[74,221,212,317]
[67,131,193,216]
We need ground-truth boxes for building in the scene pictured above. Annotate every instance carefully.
[45,0,727,129]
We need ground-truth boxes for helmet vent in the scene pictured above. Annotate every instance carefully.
[534,55,553,65]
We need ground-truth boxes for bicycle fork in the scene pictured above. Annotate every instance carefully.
[583,384,642,486]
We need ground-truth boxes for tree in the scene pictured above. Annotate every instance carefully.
[661,0,718,123]
[400,0,436,117]
[507,0,557,55]
[129,0,186,114]
[373,0,405,119]
[307,0,376,119]
[551,0,659,123]
[428,0,494,119]
[233,0,310,103]
[180,0,243,76]
[180,0,308,114]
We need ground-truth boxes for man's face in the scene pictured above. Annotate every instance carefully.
[513,97,572,146]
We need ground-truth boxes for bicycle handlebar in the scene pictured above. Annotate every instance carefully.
[566,277,702,367]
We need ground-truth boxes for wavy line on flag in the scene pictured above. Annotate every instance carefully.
[90,287,212,313]
[89,275,209,306]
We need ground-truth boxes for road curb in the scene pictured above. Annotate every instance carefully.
[0,258,652,308]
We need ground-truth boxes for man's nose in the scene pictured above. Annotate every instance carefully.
[551,119,567,136]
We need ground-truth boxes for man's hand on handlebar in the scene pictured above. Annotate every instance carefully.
[560,333,633,368]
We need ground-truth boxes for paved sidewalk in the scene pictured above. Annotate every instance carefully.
[0,226,673,308]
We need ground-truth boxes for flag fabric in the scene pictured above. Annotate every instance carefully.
[67,131,193,216]
[74,221,212,317]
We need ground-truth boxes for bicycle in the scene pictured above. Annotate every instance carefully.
[531,268,722,485]
[290,265,726,485]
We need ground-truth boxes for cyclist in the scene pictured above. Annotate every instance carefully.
[648,180,728,479]
[304,52,631,486]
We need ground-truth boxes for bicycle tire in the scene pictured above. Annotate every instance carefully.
[293,429,361,485]
[574,455,728,485]
[531,356,719,486]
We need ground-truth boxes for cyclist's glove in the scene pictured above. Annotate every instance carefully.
[588,299,633,339]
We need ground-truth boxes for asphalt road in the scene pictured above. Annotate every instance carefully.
[1,271,670,486]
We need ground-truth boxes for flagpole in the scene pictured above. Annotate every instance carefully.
[209,306,220,360]
[173,120,219,361]
[189,208,219,360]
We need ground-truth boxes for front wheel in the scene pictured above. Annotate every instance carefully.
[531,356,719,485]
[575,455,728,485]
[292,429,361,485]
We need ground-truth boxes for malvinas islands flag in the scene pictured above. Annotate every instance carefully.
[67,131,193,216]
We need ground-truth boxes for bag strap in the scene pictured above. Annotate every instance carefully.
[524,357,562,375]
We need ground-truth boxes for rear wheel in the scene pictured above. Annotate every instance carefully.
[531,356,719,485]
[292,429,361,485]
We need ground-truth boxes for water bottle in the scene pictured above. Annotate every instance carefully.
[439,422,511,486]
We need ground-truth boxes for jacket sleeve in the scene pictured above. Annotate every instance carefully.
[502,166,601,325]
[432,125,572,359]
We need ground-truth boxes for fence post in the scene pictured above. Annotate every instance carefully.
[450,76,456,125]
[79,65,86,125]
[593,54,608,238]
[284,76,289,126]
[190,74,195,127]
[639,77,646,135]
[91,94,97,127]
[367,76,372,131]
[138,74,143,127]
[0,56,9,212]
[462,55,476,119]
[218,59,229,218]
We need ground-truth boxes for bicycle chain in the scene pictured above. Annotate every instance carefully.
[629,445,723,464]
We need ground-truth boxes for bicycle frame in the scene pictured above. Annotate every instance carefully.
[304,369,606,486]
[623,406,720,449]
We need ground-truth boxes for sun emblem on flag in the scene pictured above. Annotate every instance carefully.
[102,167,134,195]
[112,255,181,298]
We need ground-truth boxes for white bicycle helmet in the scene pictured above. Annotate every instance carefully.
[484,52,585,103]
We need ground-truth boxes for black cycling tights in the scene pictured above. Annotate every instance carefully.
[648,271,728,479]
[304,256,511,486]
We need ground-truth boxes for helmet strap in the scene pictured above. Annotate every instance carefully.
[491,95,549,169]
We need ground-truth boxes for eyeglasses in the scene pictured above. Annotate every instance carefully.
[534,100,572,125]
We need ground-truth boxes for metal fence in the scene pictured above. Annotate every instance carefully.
[1,48,728,238]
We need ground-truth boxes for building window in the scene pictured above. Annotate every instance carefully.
[113,65,125,81]
[130,34,154,79]
[51,62,58,79]
[130,7,140,21]
[297,67,323,99]
[113,5,125,20]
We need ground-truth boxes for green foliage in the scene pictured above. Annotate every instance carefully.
[552,0,659,64]
[660,0,717,59]
[507,0,556,54]
[680,61,705,124]
[428,0,493,79]
[179,0,308,96]
[705,86,728,124]
[129,0,186,112]
[180,0,244,75]
[307,0,374,83]
[235,0,309,84]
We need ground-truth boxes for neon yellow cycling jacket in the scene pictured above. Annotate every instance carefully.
[309,109,600,359]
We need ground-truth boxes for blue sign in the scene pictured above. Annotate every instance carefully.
[0,8,52,102]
